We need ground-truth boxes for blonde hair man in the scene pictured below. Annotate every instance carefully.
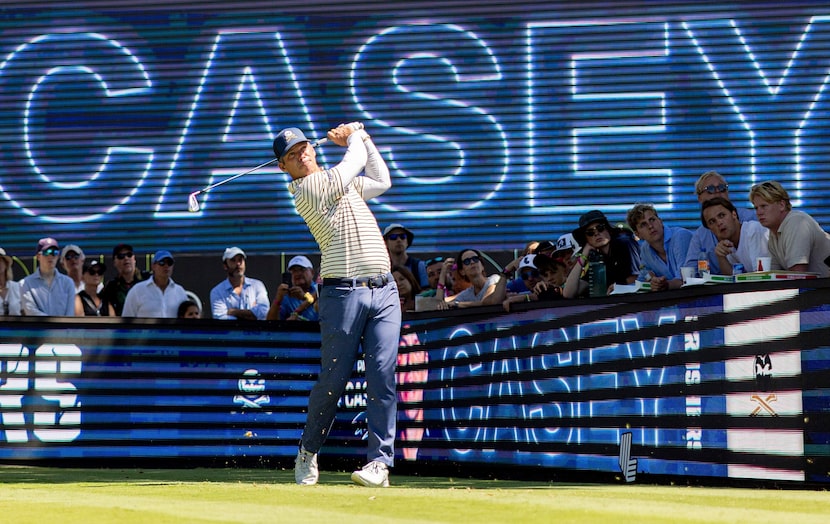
[749,181,830,277]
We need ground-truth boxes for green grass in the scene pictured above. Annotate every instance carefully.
[0,467,827,524]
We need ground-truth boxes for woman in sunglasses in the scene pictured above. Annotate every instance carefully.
[563,210,641,298]
[75,259,115,316]
[445,249,505,309]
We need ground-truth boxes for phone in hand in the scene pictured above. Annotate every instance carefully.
[281,271,292,286]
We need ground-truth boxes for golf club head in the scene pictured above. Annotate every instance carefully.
[187,192,201,213]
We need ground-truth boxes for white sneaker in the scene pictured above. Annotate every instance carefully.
[294,448,319,485]
[351,460,390,487]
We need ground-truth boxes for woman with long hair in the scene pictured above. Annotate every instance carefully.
[0,248,21,316]
[392,265,421,312]
[445,248,506,309]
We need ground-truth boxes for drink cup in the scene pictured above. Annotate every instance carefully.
[755,256,771,272]
[681,266,695,283]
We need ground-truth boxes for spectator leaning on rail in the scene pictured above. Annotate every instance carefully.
[701,196,769,275]
[749,180,830,277]
[684,170,756,274]
[210,246,270,320]
[563,210,640,298]
[626,203,692,291]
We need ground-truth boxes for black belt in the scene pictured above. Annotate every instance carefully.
[323,273,393,289]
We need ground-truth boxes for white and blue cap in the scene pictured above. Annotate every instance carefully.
[273,127,309,160]
[553,233,579,255]
[518,254,537,270]
[152,250,174,264]
[222,246,246,261]
[288,255,313,270]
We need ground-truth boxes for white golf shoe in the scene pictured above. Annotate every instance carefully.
[350,460,390,487]
[294,448,319,485]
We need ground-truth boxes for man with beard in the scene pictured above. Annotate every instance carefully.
[209,246,270,320]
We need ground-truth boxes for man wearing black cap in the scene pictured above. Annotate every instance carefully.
[21,237,77,316]
[102,243,149,316]
[274,123,400,488]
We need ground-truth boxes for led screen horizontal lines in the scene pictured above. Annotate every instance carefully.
[0,3,828,255]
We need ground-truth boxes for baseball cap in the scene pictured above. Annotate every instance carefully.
[83,259,107,273]
[552,233,579,256]
[112,243,134,258]
[382,223,414,245]
[61,244,84,260]
[37,237,59,253]
[273,127,309,160]
[287,255,313,270]
[535,240,556,254]
[152,250,174,264]
[518,254,537,270]
[223,246,246,261]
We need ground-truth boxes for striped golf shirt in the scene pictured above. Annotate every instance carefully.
[288,130,391,278]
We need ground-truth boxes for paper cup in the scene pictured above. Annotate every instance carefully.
[680,266,696,283]
[755,256,771,272]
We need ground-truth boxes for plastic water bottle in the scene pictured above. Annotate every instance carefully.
[636,264,652,282]
[697,249,710,278]
[588,251,607,297]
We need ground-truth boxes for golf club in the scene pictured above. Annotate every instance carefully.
[187,137,328,212]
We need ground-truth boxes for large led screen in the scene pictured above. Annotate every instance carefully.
[1,2,829,255]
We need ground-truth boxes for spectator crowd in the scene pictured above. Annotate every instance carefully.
[1,174,828,319]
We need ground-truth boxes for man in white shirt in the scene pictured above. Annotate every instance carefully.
[701,197,770,275]
[209,246,269,320]
[121,250,188,318]
[750,181,830,277]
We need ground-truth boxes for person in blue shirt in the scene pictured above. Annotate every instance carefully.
[684,170,756,273]
[209,247,270,320]
[266,255,320,322]
[627,203,693,291]
[21,237,76,316]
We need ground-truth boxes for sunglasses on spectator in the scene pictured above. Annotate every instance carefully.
[426,256,445,266]
[462,255,480,266]
[115,251,134,260]
[698,183,728,195]
[64,253,81,260]
[520,270,540,280]
[584,224,607,238]
[41,248,59,256]
[155,259,174,267]
[86,269,104,276]
[386,233,407,241]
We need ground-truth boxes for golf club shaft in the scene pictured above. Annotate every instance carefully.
[196,137,328,195]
